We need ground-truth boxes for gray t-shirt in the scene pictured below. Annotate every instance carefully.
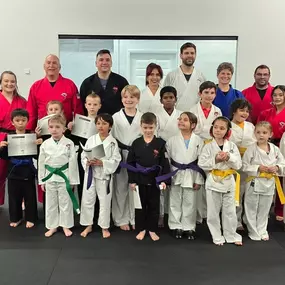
[100,78,108,89]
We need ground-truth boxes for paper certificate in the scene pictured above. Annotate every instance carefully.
[7,133,37,156]
[37,114,55,136]
[71,115,96,139]
[134,186,142,209]
[80,142,105,160]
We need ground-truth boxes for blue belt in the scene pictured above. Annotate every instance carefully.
[8,158,37,178]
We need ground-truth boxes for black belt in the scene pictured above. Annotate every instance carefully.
[116,140,131,151]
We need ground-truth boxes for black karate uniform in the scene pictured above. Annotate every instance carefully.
[0,131,38,223]
[127,136,170,232]
[79,72,129,115]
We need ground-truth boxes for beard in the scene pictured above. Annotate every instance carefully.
[182,59,194,67]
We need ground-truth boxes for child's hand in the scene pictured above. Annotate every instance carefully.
[93,159,103,166]
[160,182,167,190]
[130,183,137,191]
[219,151,229,161]
[215,152,223,163]
[193,183,201,190]
[41,185,45,192]
[0,141,8,148]
[35,138,43,145]
[67,122,74,131]
[259,165,269,173]
[268,166,279,174]
[35,126,41,136]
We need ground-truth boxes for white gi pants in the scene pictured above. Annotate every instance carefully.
[80,178,112,229]
[168,185,197,231]
[45,181,74,229]
[196,185,207,223]
[206,189,242,244]
[160,186,170,217]
[236,172,246,228]
[112,168,135,226]
[244,185,272,241]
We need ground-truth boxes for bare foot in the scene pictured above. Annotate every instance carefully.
[45,228,57,237]
[158,216,164,228]
[81,225,92,237]
[215,242,224,246]
[102,229,111,238]
[262,237,269,241]
[276,215,284,222]
[136,230,146,240]
[235,241,243,246]
[10,220,22,228]
[132,225,135,230]
[26,221,34,228]
[63,228,73,237]
[237,225,244,231]
[120,224,130,231]
[22,201,25,210]
[149,231,160,241]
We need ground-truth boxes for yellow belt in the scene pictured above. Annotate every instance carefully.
[246,172,285,204]
[238,146,247,157]
[211,169,240,207]
[204,139,213,145]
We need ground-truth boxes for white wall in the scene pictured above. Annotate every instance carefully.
[0,0,284,98]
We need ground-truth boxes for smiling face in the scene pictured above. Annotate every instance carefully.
[180,47,196,67]
[147,68,161,88]
[96,53,112,73]
[1,73,17,95]
[199,88,216,106]
[217,69,232,85]
[254,68,270,88]
[272,88,285,107]
[233,107,250,124]
[44,55,60,79]
[141,122,156,139]
[122,91,139,109]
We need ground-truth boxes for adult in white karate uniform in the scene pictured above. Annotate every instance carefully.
[80,114,121,238]
[163,42,206,112]
[111,85,142,230]
[243,122,285,241]
[38,115,80,237]
[229,98,256,229]
[190,81,222,223]
[198,117,242,245]
[166,113,204,239]
[138,63,163,114]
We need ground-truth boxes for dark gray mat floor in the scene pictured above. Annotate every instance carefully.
[1,205,285,285]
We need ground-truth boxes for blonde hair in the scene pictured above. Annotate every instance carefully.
[48,114,66,126]
[121,85,140,100]
[46,100,63,111]
[255,121,272,132]
[86,92,101,102]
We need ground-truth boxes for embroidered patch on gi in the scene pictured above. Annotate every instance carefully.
[280,122,285,128]
[153,149,159,158]
[214,112,219,116]
[113,86,118,93]
[61,93,67,99]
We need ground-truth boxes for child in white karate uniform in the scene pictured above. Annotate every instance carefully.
[243,121,285,241]
[112,85,142,231]
[198,116,242,246]
[38,115,80,238]
[229,99,256,230]
[80,114,121,238]
[166,112,204,239]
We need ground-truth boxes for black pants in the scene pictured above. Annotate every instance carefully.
[136,184,160,232]
[8,179,38,223]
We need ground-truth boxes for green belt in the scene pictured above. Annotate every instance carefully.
[42,163,80,214]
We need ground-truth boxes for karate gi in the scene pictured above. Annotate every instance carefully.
[80,134,121,229]
[79,72,128,115]
[0,131,38,223]
[166,133,204,231]
[229,121,256,228]
[190,102,222,222]
[156,107,182,217]
[26,74,83,130]
[198,139,242,244]
[138,87,163,114]
[127,136,170,232]
[0,92,26,205]
[213,86,244,118]
[111,109,142,227]
[242,143,285,240]
[38,136,79,229]
[243,84,274,125]
[163,67,206,111]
